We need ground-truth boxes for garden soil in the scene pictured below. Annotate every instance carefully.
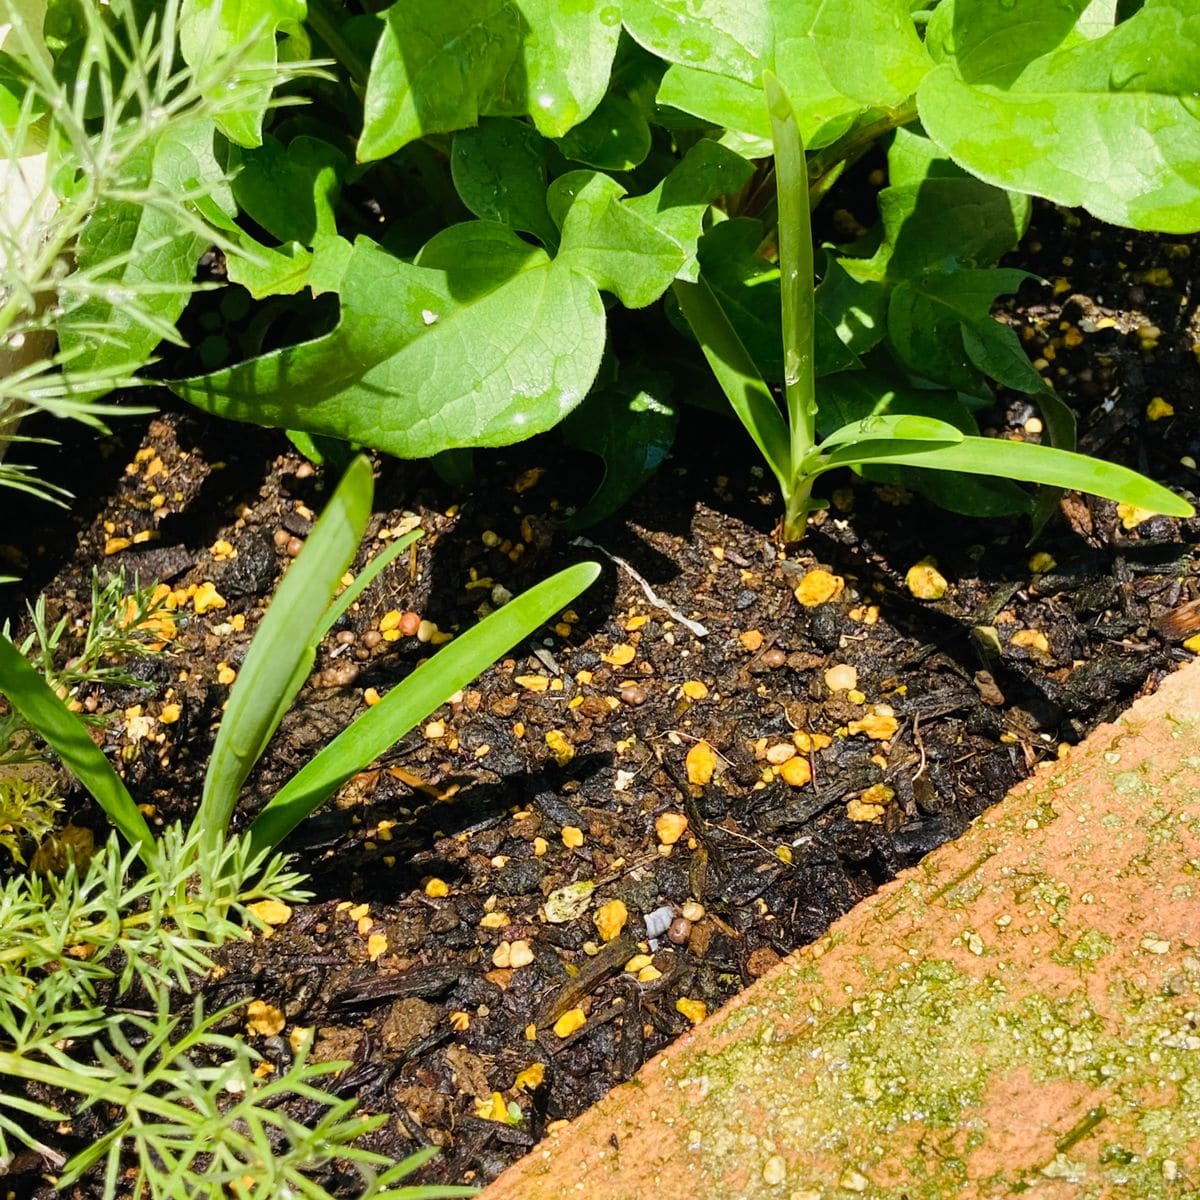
[2,197,1198,1195]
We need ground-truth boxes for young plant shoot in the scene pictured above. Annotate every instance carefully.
[677,73,1194,542]
[0,454,600,865]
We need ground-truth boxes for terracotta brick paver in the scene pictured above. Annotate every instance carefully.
[483,661,1200,1200]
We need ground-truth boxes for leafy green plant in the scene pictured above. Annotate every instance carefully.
[0,770,61,861]
[0,821,475,1198]
[127,0,1196,536]
[675,73,1193,540]
[0,0,313,503]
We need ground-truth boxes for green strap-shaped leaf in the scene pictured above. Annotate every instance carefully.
[0,635,154,860]
[763,70,817,465]
[673,275,791,492]
[246,561,601,858]
[919,0,1200,232]
[817,435,1195,517]
[196,454,374,852]
[816,413,964,455]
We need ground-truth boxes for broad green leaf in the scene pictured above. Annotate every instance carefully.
[515,0,623,138]
[922,0,1088,85]
[246,561,601,858]
[451,118,557,245]
[554,142,750,307]
[554,172,682,306]
[1074,0,1120,39]
[622,0,769,80]
[307,232,354,296]
[774,0,929,109]
[359,0,521,162]
[673,276,791,491]
[0,1,48,65]
[696,220,859,378]
[656,65,772,148]
[170,226,607,455]
[197,455,374,856]
[358,0,621,160]
[230,134,345,246]
[888,267,1034,392]
[226,240,313,299]
[622,139,753,279]
[554,91,650,169]
[919,0,1200,232]
[58,118,230,381]
[562,367,677,527]
[179,0,306,148]
[819,434,1194,517]
[815,252,888,357]
[879,129,1030,278]
[627,0,929,146]
[0,634,154,860]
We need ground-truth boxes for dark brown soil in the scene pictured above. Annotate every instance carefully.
[2,198,1199,1193]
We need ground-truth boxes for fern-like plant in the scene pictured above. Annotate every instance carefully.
[0,0,310,503]
[0,822,475,1199]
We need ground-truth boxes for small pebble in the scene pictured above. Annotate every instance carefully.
[667,917,691,945]
[906,559,947,600]
[320,662,359,688]
[620,685,647,706]
[362,629,382,649]
[594,899,629,942]
[272,528,291,548]
[746,946,782,977]
[335,629,356,645]
[765,742,796,765]
[778,757,812,787]
[285,536,304,558]
[681,901,705,922]
[762,648,787,669]
[644,906,674,940]
[655,812,689,845]
[824,663,858,692]
[762,1155,787,1186]
[294,462,314,479]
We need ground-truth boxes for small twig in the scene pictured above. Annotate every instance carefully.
[571,537,708,637]
[912,715,928,782]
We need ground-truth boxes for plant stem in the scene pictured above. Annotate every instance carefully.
[781,476,814,543]
[305,0,370,88]
[807,97,920,206]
